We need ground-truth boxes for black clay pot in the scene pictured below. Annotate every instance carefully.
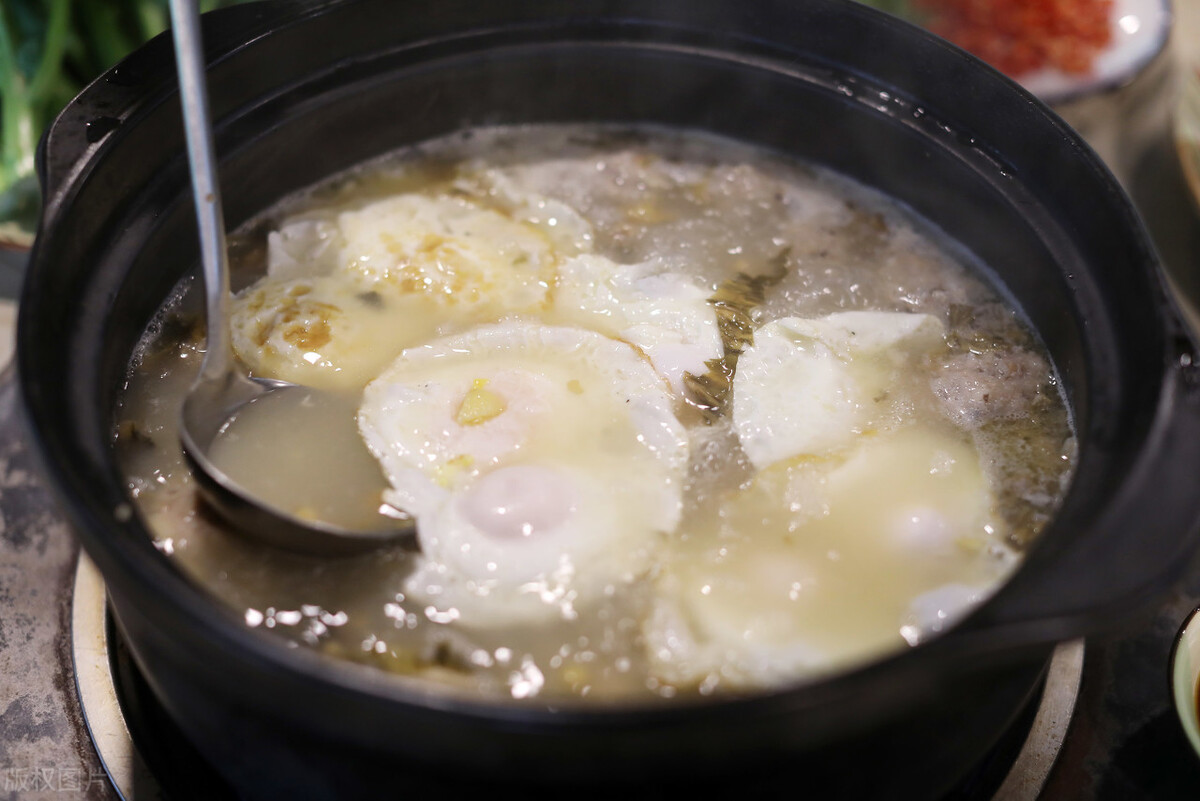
[17,1,1200,798]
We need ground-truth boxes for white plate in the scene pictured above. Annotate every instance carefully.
[1017,0,1172,103]
[1171,606,1200,759]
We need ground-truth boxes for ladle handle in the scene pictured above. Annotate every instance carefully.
[168,0,233,383]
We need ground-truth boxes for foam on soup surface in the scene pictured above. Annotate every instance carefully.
[116,126,1075,703]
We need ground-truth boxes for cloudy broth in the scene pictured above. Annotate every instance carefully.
[116,126,1075,703]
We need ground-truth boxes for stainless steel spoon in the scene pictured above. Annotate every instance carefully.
[168,0,416,555]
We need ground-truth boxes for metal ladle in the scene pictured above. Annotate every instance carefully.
[168,0,416,556]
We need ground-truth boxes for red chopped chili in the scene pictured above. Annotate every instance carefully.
[914,0,1114,76]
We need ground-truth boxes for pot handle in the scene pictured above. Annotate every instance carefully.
[952,345,1200,655]
[36,20,182,203]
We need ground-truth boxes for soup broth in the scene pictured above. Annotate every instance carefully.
[116,126,1075,703]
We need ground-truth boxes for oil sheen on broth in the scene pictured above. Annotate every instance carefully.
[116,126,1075,703]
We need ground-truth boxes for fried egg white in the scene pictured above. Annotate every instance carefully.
[453,165,595,255]
[263,216,343,280]
[229,276,438,391]
[550,254,722,396]
[358,322,689,627]
[732,311,945,470]
[644,426,1004,689]
[336,193,556,305]
[230,194,560,391]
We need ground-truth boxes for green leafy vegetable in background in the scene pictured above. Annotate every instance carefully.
[0,0,246,246]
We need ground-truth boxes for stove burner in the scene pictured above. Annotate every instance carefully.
[71,556,1082,800]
